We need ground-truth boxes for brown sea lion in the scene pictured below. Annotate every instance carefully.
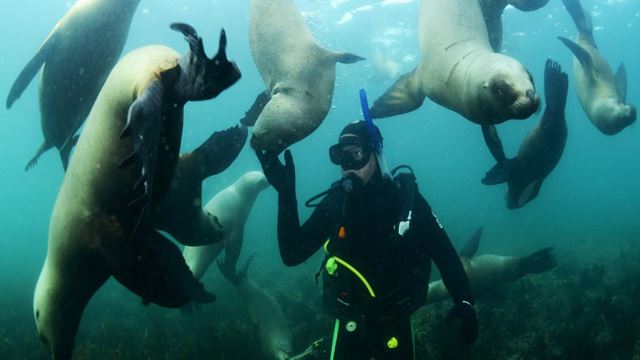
[33,23,241,359]
[242,0,365,153]
[426,228,557,304]
[482,59,569,209]
[6,0,141,170]
[558,0,636,135]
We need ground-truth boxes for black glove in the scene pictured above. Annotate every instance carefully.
[446,300,478,345]
[255,149,295,195]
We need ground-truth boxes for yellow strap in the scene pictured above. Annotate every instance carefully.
[331,256,376,298]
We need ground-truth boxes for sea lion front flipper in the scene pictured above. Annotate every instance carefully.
[218,228,244,278]
[119,79,168,238]
[101,226,216,308]
[543,59,569,114]
[369,68,425,118]
[481,125,511,185]
[459,227,484,259]
[557,37,595,78]
[240,90,271,127]
[6,32,58,109]
[330,51,366,65]
[191,124,248,180]
[615,63,627,102]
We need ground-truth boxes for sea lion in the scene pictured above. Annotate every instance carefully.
[6,0,141,170]
[426,228,557,304]
[152,124,248,247]
[370,0,540,126]
[33,23,241,359]
[482,59,568,209]
[218,255,293,360]
[558,0,636,135]
[183,171,270,280]
[478,0,550,51]
[242,0,365,153]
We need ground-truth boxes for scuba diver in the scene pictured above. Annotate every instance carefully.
[255,95,478,359]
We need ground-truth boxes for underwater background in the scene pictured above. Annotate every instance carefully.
[0,0,638,359]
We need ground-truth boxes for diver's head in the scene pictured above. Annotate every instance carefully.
[329,121,383,184]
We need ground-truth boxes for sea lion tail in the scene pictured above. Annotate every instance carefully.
[240,90,271,127]
[59,134,80,171]
[459,227,484,259]
[519,247,557,274]
[369,67,425,118]
[562,0,592,36]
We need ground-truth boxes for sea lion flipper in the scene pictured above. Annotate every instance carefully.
[481,125,511,185]
[102,227,216,307]
[519,247,557,274]
[240,90,271,127]
[24,142,49,172]
[6,32,58,109]
[191,124,248,179]
[615,63,627,102]
[557,36,594,76]
[543,59,569,113]
[59,134,80,171]
[119,80,167,238]
[562,0,592,36]
[369,68,425,118]
[459,227,483,259]
[332,51,366,64]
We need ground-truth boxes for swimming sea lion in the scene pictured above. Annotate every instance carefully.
[482,59,568,209]
[218,255,293,360]
[183,171,270,280]
[6,0,141,170]
[478,0,549,51]
[426,228,557,304]
[152,124,248,246]
[558,0,636,135]
[242,0,365,153]
[370,0,540,125]
[33,23,241,359]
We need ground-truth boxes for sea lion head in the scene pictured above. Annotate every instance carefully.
[169,23,241,102]
[593,98,636,135]
[483,57,540,123]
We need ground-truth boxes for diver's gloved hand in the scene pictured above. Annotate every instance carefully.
[255,149,296,196]
[446,299,478,345]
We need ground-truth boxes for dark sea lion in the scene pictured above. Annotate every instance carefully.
[370,0,539,126]
[558,0,636,135]
[478,0,550,51]
[482,59,568,209]
[33,23,241,359]
[6,0,141,170]
[426,227,557,304]
[244,0,364,153]
[152,124,248,246]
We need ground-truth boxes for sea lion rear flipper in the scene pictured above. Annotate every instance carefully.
[240,90,271,127]
[369,68,425,118]
[459,227,484,259]
[59,134,80,171]
[331,51,366,65]
[543,59,569,113]
[190,124,248,180]
[6,32,58,108]
[481,125,511,185]
[557,37,595,77]
[561,0,592,36]
[119,79,168,239]
[615,63,628,102]
[519,247,557,274]
[101,226,216,308]
[24,141,50,172]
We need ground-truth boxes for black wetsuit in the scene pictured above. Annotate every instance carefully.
[277,172,472,360]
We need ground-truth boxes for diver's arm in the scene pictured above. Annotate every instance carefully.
[415,194,473,303]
